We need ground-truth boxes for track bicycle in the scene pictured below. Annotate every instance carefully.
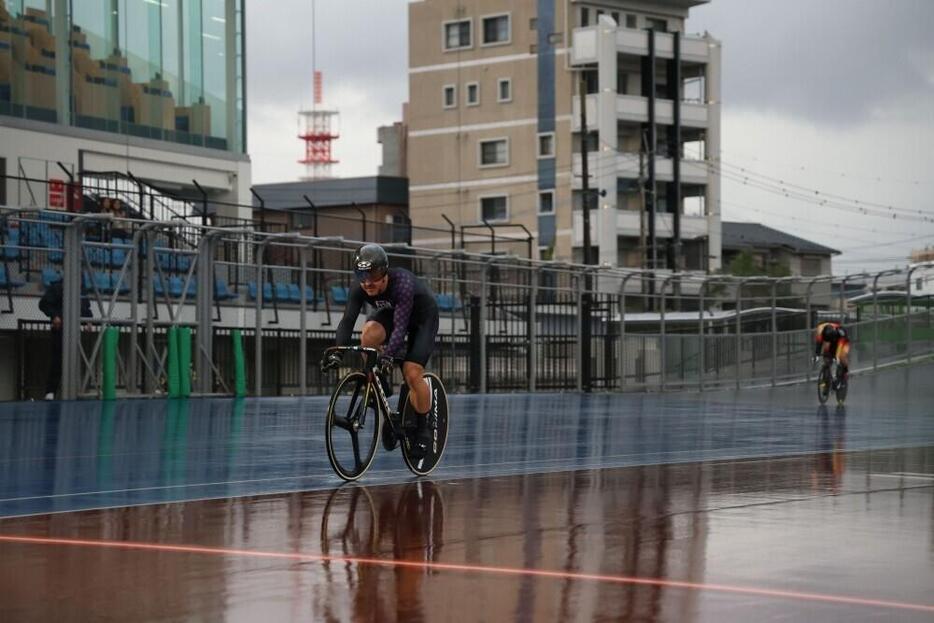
[322,346,449,481]
[817,355,848,406]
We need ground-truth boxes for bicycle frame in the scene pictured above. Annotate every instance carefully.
[324,345,404,439]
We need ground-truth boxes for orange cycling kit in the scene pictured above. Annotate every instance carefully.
[815,322,850,381]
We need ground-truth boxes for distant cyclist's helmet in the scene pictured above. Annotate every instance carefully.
[821,324,838,342]
[353,244,389,283]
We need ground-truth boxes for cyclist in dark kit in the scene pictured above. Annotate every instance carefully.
[323,244,440,457]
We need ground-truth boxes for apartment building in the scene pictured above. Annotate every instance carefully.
[407,0,720,271]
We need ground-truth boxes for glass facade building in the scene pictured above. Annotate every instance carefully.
[0,0,245,153]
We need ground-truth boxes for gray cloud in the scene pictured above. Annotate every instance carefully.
[246,0,408,112]
[688,0,934,125]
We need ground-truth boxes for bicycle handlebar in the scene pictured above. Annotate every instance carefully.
[323,346,405,366]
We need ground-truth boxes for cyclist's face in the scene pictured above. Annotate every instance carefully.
[360,272,388,295]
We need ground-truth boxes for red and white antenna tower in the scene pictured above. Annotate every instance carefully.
[298,71,339,180]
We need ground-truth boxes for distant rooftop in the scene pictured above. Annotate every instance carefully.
[252,176,408,210]
[722,222,840,256]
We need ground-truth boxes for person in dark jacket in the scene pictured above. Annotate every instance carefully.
[39,278,92,399]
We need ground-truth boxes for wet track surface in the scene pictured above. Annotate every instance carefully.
[1,363,932,620]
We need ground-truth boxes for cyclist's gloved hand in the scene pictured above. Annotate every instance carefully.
[812,355,822,365]
[377,354,395,378]
[321,351,343,371]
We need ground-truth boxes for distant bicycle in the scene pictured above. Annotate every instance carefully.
[816,355,848,406]
[321,346,450,481]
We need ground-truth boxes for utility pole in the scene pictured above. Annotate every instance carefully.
[638,134,646,270]
[579,72,592,267]
[578,71,593,392]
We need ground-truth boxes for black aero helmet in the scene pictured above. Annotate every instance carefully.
[353,244,389,282]
[821,324,838,341]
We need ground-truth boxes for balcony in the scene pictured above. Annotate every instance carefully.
[571,210,710,246]
[573,94,708,130]
[572,26,712,65]
[572,152,709,186]
[616,29,711,63]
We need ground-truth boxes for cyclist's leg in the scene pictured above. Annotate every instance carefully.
[403,361,429,412]
[361,309,397,401]
[361,308,392,348]
[836,341,850,380]
[403,314,439,413]
[402,316,439,453]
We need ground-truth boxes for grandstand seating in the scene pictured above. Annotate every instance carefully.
[82,270,129,295]
[247,281,320,304]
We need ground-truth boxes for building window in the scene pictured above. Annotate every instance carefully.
[480,195,509,222]
[538,190,555,215]
[580,7,590,27]
[611,11,620,26]
[466,82,480,106]
[647,17,667,32]
[481,14,511,46]
[537,132,555,158]
[497,78,512,103]
[479,138,509,167]
[802,257,822,277]
[443,84,457,109]
[625,14,637,28]
[443,19,471,51]
[529,17,537,30]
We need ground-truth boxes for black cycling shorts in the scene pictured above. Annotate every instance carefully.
[366,308,439,367]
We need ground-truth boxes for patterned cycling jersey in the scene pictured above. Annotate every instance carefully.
[335,267,438,358]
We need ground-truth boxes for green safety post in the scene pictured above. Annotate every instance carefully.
[232,329,247,397]
[179,327,192,397]
[101,326,118,400]
[167,326,180,398]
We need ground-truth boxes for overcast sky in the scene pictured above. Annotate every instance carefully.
[246,0,934,274]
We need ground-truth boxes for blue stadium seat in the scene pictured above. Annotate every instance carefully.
[247,281,274,302]
[2,227,21,260]
[435,293,463,312]
[155,247,192,273]
[331,285,349,305]
[214,279,237,301]
[83,271,129,294]
[168,276,196,298]
[42,268,62,287]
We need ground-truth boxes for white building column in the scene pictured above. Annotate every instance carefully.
[595,15,618,267]
[706,35,722,272]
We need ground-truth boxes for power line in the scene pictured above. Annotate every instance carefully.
[713,157,931,218]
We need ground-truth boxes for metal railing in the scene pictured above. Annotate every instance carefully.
[1,205,932,400]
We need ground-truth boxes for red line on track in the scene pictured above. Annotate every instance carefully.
[1,534,932,614]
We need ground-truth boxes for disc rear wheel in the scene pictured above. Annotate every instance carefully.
[400,373,450,477]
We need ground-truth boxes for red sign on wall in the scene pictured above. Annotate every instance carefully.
[48,178,65,208]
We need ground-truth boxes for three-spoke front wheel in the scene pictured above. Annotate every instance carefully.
[325,372,381,481]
